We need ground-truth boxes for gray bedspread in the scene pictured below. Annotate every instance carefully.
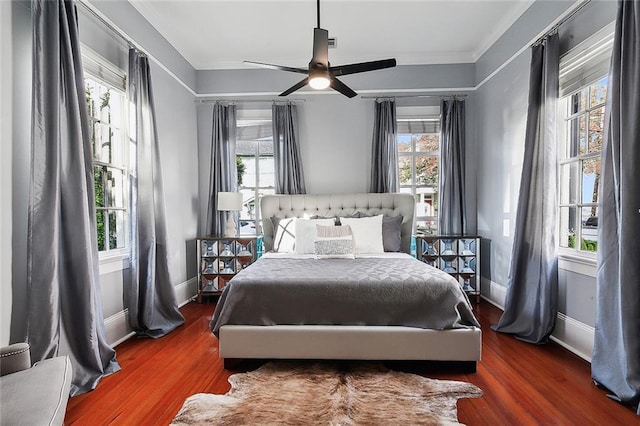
[210,255,480,336]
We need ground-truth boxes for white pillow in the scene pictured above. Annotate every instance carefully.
[294,218,335,254]
[339,215,384,254]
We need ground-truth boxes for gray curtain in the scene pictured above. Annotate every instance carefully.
[592,0,640,415]
[370,100,399,193]
[128,49,184,338]
[206,103,237,236]
[27,0,119,396]
[438,99,466,235]
[492,33,559,344]
[272,103,306,194]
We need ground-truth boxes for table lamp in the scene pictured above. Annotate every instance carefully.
[217,192,243,237]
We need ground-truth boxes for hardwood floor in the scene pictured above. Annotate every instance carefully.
[65,300,638,425]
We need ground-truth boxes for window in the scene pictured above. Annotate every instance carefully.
[236,118,275,236]
[397,118,440,235]
[83,53,129,254]
[558,24,613,256]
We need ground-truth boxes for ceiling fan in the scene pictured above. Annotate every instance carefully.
[244,0,396,98]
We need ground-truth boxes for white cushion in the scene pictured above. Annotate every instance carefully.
[294,218,336,254]
[339,215,384,254]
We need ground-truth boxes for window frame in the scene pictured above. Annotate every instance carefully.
[556,24,613,264]
[83,52,130,259]
[236,117,275,237]
[397,117,441,236]
[557,79,606,261]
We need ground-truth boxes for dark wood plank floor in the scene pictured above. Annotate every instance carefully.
[65,300,638,425]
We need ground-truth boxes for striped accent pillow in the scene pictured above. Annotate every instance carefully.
[316,225,352,238]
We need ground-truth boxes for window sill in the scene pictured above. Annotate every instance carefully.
[99,251,130,275]
[558,252,597,278]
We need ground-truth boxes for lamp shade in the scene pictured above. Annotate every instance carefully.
[217,192,243,211]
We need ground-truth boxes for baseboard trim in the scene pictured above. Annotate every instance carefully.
[104,309,134,347]
[550,313,594,362]
[480,276,593,362]
[104,277,198,347]
[176,277,198,307]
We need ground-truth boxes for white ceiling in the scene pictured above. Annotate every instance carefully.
[128,0,534,70]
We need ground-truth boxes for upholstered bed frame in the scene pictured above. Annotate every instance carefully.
[218,193,481,370]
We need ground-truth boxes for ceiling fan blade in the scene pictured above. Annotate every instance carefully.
[330,59,397,77]
[330,77,357,98]
[244,61,307,74]
[280,77,310,96]
[312,28,329,66]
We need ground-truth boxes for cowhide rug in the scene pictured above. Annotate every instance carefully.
[172,361,482,425]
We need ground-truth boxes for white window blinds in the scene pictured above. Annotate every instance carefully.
[559,22,615,97]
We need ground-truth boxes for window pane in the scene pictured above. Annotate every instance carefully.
[85,79,97,119]
[258,156,275,188]
[94,165,106,208]
[97,85,112,125]
[581,158,600,204]
[96,210,106,251]
[416,219,437,236]
[589,76,608,108]
[559,206,578,248]
[106,167,125,208]
[581,206,598,252]
[92,122,113,163]
[397,134,411,153]
[239,219,256,236]
[588,106,605,154]
[415,155,438,185]
[398,156,412,185]
[559,162,578,204]
[239,188,255,221]
[415,134,439,153]
[569,88,587,114]
[567,115,587,157]
[108,210,126,250]
[416,188,438,217]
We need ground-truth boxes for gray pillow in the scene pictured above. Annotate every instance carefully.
[337,213,403,252]
[381,215,403,252]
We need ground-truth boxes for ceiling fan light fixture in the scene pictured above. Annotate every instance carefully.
[309,75,330,90]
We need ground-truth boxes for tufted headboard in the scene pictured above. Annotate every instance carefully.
[260,193,415,254]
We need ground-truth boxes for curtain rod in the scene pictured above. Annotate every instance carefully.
[195,99,306,104]
[532,0,591,46]
[360,94,468,100]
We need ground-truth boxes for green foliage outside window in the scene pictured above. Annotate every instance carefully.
[236,156,246,187]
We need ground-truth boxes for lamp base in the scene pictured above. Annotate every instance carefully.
[223,212,237,238]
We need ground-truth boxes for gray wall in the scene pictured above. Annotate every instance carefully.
[475,0,616,335]
[5,1,199,344]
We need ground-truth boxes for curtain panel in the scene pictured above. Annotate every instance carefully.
[27,0,119,396]
[128,49,184,338]
[206,103,237,236]
[591,0,640,415]
[272,103,306,194]
[492,33,559,344]
[370,100,399,193]
[438,99,466,235]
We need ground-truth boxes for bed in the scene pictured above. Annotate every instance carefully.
[210,193,481,370]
